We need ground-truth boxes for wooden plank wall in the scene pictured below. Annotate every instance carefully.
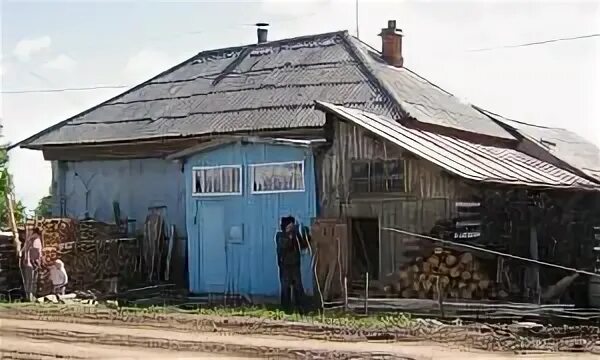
[317,119,478,277]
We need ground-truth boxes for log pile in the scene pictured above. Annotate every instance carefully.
[18,218,141,296]
[18,218,79,295]
[0,232,21,294]
[73,220,140,292]
[381,248,507,301]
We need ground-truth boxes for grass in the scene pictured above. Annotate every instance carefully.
[114,303,415,328]
[0,299,414,329]
[192,305,415,328]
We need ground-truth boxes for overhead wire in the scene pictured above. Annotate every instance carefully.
[1,10,319,95]
[2,85,131,94]
[469,33,600,52]
[381,226,600,278]
[2,31,599,95]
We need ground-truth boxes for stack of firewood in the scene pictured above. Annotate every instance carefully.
[73,221,139,292]
[16,218,139,295]
[79,220,120,241]
[0,233,21,293]
[19,218,79,295]
[381,248,508,300]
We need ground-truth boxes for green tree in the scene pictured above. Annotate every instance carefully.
[0,147,26,226]
[35,195,53,218]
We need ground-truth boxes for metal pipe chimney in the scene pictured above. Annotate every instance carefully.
[256,23,269,44]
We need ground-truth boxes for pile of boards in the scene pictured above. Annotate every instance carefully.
[380,248,508,301]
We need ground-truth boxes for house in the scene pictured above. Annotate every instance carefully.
[13,21,600,302]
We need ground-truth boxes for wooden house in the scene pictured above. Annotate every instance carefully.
[12,21,600,303]
[313,102,600,304]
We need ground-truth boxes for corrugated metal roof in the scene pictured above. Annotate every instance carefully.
[346,38,514,140]
[19,30,514,148]
[316,101,599,190]
[479,109,600,183]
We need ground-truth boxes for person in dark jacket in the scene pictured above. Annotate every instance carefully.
[275,216,309,312]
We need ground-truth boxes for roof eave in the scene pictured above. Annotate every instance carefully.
[316,101,600,192]
[473,105,600,185]
[166,136,326,160]
[24,125,325,151]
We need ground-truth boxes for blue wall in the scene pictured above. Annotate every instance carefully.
[54,158,186,233]
[185,141,317,297]
[52,158,188,284]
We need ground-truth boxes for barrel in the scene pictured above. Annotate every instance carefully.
[588,276,600,308]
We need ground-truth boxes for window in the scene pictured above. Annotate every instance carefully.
[250,161,305,194]
[192,165,242,196]
[350,159,406,193]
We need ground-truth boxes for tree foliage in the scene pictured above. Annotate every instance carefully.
[35,195,53,218]
[0,148,26,227]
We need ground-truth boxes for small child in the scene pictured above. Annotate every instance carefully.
[49,259,68,296]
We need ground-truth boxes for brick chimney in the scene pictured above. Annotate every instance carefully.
[378,20,404,67]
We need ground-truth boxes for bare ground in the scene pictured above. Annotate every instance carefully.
[0,317,597,360]
[0,335,244,359]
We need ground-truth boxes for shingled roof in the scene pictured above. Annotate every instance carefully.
[19,30,515,149]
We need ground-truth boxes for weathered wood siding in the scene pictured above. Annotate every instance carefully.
[317,119,477,276]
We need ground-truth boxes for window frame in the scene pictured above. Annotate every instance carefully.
[350,158,408,194]
[249,160,306,195]
[191,165,243,197]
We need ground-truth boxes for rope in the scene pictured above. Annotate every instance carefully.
[381,226,600,279]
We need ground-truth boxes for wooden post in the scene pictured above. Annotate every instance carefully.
[530,211,541,304]
[5,180,24,293]
[436,276,445,318]
[5,185,20,257]
[364,272,369,315]
[343,276,348,312]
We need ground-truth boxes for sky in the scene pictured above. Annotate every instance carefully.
[1,0,599,211]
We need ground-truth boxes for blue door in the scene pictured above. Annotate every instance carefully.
[198,201,226,293]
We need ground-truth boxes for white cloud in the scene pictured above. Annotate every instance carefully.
[43,54,77,71]
[13,36,52,61]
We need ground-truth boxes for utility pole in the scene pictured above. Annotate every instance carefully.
[355,0,360,39]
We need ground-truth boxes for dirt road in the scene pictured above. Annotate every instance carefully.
[0,336,244,359]
[1,318,597,360]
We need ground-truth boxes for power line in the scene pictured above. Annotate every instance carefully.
[2,85,131,94]
[469,33,600,52]
[147,11,318,43]
[382,227,600,278]
[4,31,599,95]
[2,11,321,95]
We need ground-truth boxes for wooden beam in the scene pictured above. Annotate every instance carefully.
[529,210,541,304]
[4,177,21,259]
